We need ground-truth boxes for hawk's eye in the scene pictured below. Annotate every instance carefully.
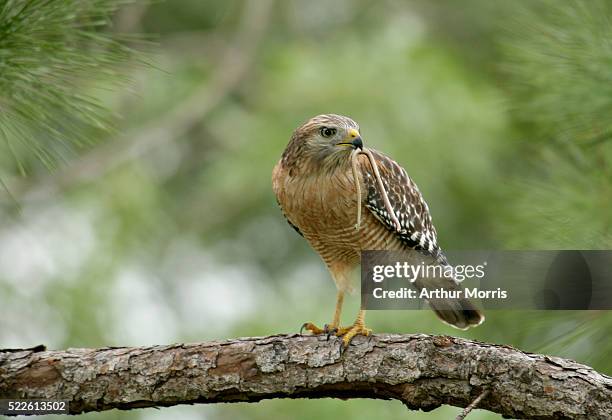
[320,127,337,138]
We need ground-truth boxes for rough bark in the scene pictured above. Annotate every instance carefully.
[1,334,611,418]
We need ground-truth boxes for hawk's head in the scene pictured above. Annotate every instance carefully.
[282,114,363,171]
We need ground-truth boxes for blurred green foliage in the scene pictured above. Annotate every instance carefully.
[0,0,138,175]
[1,1,611,419]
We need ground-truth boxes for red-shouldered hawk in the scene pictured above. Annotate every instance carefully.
[272,114,484,348]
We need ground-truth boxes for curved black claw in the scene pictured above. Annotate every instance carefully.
[324,324,338,341]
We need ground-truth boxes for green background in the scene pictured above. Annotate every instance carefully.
[1,1,611,419]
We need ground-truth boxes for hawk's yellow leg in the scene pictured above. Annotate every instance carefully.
[301,291,344,335]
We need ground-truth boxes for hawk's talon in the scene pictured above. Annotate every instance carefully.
[324,324,338,341]
[301,322,347,339]
[334,326,351,336]
[339,323,372,349]
[300,322,325,335]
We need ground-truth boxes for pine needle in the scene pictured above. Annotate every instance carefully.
[350,147,402,233]
[0,0,142,172]
[350,148,363,230]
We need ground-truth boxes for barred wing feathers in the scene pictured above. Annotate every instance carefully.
[360,150,484,328]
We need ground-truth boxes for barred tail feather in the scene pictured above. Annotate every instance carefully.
[430,297,485,329]
[414,272,485,329]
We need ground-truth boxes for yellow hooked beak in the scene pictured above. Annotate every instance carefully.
[338,128,363,149]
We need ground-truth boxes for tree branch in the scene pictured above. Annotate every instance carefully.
[1,334,611,418]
